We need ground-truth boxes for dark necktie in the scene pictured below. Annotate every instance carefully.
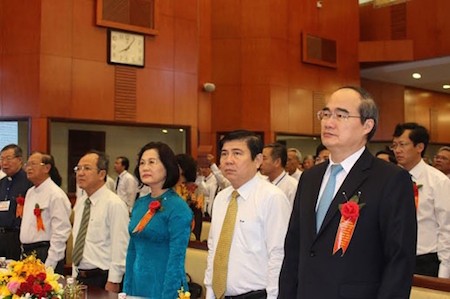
[72,198,91,266]
[115,176,120,191]
[316,164,343,232]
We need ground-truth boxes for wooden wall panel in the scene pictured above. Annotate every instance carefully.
[30,117,49,152]
[241,38,271,85]
[174,72,198,125]
[270,86,289,132]
[211,86,241,131]
[241,1,270,38]
[40,55,72,117]
[361,0,450,60]
[41,0,73,56]
[212,39,241,85]
[136,69,174,124]
[70,60,115,120]
[211,0,241,38]
[174,18,198,73]
[241,85,270,131]
[147,15,174,70]
[73,0,105,62]
[288,88,313,134]
[1,54,40,116]
[361,79,405,141]
[404,88,450,143]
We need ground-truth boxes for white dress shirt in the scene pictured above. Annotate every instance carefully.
[210,163,231,190]
[290,168,302,181]
[72,185,130,283]
[199,173,218,215]
[204,175,291,299]
[20,177,71,269]
[116,170,138,212]
[410,159,450,278]
[270,170,298,208]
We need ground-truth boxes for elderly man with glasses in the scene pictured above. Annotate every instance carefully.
[0,144,33,260]
[433,146,450,179]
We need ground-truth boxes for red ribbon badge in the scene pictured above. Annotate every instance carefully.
[333,194,365,256]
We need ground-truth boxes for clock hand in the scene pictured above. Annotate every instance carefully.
[120,37,136,52]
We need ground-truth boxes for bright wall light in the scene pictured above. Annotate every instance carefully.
[412,73,421,79]
[162,129,168,134]
[443,84,450,90]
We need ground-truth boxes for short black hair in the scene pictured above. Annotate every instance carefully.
[117,156,130,170]
[134,142,180,189]
[219,130,263,160]
[176,154,198,183]
[315,143,328,157]
[392,122,429,157]
[1,144,23,158]
[264,143,288,168]
[375,148,397,164]
[84,150,109,182]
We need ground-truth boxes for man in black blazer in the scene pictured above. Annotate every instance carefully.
[279,86,417,299]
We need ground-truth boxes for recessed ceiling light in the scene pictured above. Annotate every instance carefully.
[162,129,168,134]
[443,84,450,89]
[412,73,421,79]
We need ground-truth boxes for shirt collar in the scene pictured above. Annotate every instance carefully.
[409,159,426,181]
[234,174,261,201]
[328,146,365,174]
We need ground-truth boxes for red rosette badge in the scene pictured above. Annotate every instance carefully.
[16,195,25,218]
[34,203,45,231]
[333,192,365,256]
[133,199,163,233]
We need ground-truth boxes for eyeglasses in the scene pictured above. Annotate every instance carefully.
[0,156,18,163]
[317,110,361,121]
[74,165,99,173]
[434,155,450,162]
[389,142,411,150]
[25,162,45,168]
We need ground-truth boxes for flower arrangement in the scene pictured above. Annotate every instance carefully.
[132,199,163,233]
[0,254,63,299]
[177,286,191,299]
[333,192,365,256]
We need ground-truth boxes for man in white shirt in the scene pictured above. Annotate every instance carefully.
[433,146,450,179]
[204,130,290,299]
[392,122,450,278]
[285,148,303,180]
[20,152,71,274]
[114,156,138,212]
[260,143,298,207]
[72,151,130,293]
[197,161,218,217]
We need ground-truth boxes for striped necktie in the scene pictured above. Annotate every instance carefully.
[72,198,91,266]
[212,190,239,299]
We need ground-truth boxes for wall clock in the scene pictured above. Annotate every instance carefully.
[108,29,145,67]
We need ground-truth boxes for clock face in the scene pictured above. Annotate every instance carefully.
[108,30,145,67]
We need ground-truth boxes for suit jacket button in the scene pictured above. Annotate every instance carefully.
[310,251,315,257]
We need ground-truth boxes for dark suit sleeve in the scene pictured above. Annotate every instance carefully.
[278,177,303,297]
[378,168,417,298]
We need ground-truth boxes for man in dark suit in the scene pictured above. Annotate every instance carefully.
[279,86,417,299]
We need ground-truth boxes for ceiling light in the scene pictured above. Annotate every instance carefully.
[162,129,168,134]
[443,84,450,89]
[179,128,184,132]
[412,73,421,79]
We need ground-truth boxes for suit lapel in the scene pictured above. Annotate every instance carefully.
[315,148,373,237]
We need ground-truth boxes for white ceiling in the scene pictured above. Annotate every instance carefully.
[360,56,450,95]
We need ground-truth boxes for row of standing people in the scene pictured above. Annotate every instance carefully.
[1,85,450,298]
